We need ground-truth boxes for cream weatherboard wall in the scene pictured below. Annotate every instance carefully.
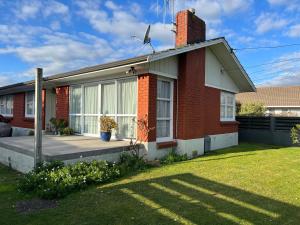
[205,48,239,93]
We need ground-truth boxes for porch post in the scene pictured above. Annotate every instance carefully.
[34,68,43,167]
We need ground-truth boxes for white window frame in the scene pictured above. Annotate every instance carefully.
[156,78,173,143]
[69,77,138,139]
[220,91,235,122]
[0,95,13,117]
[25,92,35,118]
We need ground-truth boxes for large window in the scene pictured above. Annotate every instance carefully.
[69,78,137,138]
[156,79,173,142]
[220,92,235,121]
[0,95,13,116]
[25,92,35,117]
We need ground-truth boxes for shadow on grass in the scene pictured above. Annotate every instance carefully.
[98,173,300,225]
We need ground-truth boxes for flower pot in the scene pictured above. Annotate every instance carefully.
[100,131,111,142]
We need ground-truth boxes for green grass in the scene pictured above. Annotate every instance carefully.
[1,143,300,225]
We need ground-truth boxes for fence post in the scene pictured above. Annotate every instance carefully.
[270,116,275,132]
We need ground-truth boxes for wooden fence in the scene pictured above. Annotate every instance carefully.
[236,116,300,146]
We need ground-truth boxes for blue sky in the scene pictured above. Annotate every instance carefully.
[1,0,300,87]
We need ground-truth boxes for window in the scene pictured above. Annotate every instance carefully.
[69,78,137,138]
[220,92,235,121]
[25,92,35,117]
[0,95,13,116]
[156,79,173,142]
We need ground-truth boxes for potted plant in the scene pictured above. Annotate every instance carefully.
[100,116,118,142]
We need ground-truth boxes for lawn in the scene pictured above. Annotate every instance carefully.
[0,143,300,225]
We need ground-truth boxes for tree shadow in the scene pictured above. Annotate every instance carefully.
[97,173,300,225]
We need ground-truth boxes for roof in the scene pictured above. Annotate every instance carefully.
[236,86,300,107]
[0,37,255,94]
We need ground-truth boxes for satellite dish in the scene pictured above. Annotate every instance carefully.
[143,25,151,44]
[131,24,155,53]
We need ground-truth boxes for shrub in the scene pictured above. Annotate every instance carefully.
[61,127,74,136]
[118,152,147,175]
[28,130,34,136]
[18,152,150,199]
[291,124,300,144]
[237,102,266,116]
[18,160,121,199]
[160,150,188,165]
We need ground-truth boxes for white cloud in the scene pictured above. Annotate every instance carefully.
[13,0,69,20]
[267,0,300,11]
[0,75,12,87]
[255,13,289,34]
[287,24,300,37]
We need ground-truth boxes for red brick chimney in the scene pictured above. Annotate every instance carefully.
[175,8,206,47]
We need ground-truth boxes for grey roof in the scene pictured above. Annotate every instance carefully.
[0,37,255,94]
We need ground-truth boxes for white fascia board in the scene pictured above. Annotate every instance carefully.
[221,40,256,92]
[148,39,224,62]
[267,106,300,108]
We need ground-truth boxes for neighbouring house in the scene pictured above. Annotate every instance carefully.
[236,86,300,117]
[0,9,255,159]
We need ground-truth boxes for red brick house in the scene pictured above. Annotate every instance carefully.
[0,9,255,159]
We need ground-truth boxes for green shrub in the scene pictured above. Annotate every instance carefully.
[237,102,266,116]
[291,124,300,144]
[61,127,74,136]
[18,152,150,199]
[160,150,188,165]
[18,160,121,199]
[118,152,147,175]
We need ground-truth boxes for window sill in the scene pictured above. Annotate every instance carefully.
[220,121,239,125]
[157,140,177,149]
[24,117,34,121]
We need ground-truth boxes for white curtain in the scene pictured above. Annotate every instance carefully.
[0,96,4,114]
[6,96,13,115]
[84,85,98,114]
[157,80,170,99]
[70,87,82,114]
[117,79,137,114]
[26,92,35,115]
[117,116,136,138]
[157,120,170,138]
[84,116,98,134]
[101,83,115,115]
[157,80,171,138]
[70,115,81,133]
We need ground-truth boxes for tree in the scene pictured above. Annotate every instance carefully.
[237,102,266,116]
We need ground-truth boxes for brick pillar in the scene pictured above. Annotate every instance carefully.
[177,48,206,140]
[176,9,206,47]
[56,86,69,122]
[137,74,157,142]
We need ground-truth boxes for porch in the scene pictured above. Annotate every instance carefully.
[0,135,132,173]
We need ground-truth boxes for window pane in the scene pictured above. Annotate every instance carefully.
[117,116,136,138]
[117,79,137,114]
[221,94,226,105]
[84,85,98,114]
[156,120,170,138]
[102,83,115,114]
[157,80,170,99]
[84,116,98,134]
[70,115,81,133]
[157,100,170,118]
[221,105,226,118]
[227,106,234,119]
[26,92,35,116]
[227,95,234,105]
[6,96,13,115]
[70,87,81,114]
[0,97,4,114]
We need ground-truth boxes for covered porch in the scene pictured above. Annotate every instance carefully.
[0,135,132,173]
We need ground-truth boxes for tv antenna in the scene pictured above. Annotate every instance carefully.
[131,25,156,53]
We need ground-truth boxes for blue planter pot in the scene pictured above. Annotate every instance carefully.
[100,131,111,142]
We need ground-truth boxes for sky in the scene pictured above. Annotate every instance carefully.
[1,0,300,87]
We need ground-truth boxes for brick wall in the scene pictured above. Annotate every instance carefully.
[204,86,238,135]
[176,9,206,47]
[177,48,206,140]
[137,74,157,142]
[9,90,46,129]
[55,86,69,122]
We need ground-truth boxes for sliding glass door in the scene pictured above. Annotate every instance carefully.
[69,78,137,139]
